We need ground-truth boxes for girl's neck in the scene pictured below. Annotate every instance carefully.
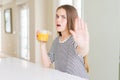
[60,32,71,41]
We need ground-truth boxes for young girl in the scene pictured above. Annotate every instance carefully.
[37,5,89,79]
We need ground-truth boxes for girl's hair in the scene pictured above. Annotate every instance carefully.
[56,5,78,36]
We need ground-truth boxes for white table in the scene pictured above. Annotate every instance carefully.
[0,57,86,80]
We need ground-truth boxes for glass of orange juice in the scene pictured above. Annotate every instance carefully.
[37,30,50,42]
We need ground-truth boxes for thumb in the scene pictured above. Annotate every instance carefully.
[70,30,75,37]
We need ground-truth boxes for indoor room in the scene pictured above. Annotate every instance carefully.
[0,0,120,80]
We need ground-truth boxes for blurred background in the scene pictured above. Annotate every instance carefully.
[0,0,120,80]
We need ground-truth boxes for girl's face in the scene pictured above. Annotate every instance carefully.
[56,8,68,33]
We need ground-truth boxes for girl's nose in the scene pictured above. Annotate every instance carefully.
[57,17,61,22]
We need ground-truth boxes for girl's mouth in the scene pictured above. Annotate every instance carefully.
[57,24,61,27]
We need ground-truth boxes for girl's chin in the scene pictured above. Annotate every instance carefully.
[56,29,61,32]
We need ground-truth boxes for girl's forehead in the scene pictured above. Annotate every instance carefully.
[56,8,66,15]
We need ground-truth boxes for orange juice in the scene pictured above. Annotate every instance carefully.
[37,31,49,42]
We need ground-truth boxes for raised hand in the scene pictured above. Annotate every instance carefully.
[70,17,89,56]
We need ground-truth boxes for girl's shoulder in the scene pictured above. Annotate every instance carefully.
[53,36,59,42]
[52,36,59,45]
[67,35,78,48]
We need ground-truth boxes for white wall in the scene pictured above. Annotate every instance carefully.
[34,0,53,66]
[0,0,53,63]
[0,0,35,62]
[1,0,18,57]
[84,0,120,80]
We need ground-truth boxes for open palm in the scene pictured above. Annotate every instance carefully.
[70,18,89,53]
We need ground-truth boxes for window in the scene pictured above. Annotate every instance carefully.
[58,0,82,17]
[19,7,30,60]
[4,8,12,33]
[73,0,82,17]
[58,0,72,5]
[0,10,1,51]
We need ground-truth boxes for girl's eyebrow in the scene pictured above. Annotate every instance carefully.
[56,14,66,17]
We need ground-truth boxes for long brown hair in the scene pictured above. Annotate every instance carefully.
[56,5,78,36]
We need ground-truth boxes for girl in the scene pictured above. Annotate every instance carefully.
[38,5,89,79]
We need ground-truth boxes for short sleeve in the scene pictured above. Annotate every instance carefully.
[48,45,55,63]
[48,39,57,63]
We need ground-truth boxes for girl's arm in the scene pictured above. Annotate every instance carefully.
[40,42,52,68]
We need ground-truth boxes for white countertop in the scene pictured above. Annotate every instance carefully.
[0,57,86,80]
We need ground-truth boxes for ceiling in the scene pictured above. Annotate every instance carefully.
[0,0,12,5]
[0,0,27,6]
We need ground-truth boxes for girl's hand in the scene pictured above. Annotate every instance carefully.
[70,17,89,55]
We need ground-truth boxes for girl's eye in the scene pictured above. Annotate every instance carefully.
[56,15,59,18]
[56,14,66,19]
[61,15,66,19]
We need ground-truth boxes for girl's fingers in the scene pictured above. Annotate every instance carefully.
[75,17,87,31]
[74,18,78,31]
[84,23,88,31]
[78,18,82,30]
[80,18,88,30]
[75,17,81,30]
[81,19,85,30]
